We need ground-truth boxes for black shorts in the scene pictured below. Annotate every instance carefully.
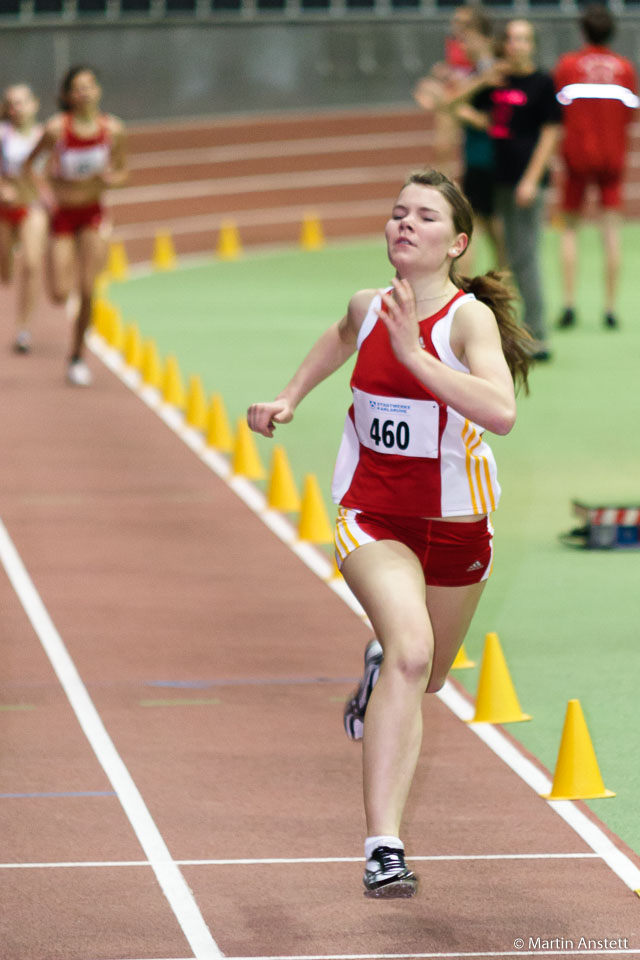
[462,167,496,218]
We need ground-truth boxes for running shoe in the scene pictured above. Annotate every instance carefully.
[67,358,93,387]
[557,307,576,329]
[343,638,383,741]
[13,330,32,354]
[604,312,619,329]
[363,846,418,899]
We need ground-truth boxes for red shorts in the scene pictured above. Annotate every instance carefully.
[50,203,103,235]
[335,508,493,587]
[562,167,623,212]
[0,205,29,226]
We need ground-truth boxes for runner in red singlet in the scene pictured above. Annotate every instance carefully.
[24,66,128,386]
[248,170,532,899]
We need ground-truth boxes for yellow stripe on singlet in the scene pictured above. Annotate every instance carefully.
[462,421,479,514]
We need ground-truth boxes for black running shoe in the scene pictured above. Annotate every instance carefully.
[557,307,575,329]
[604,313,619,329]
[363,846,418,899]
[343,638,383,741]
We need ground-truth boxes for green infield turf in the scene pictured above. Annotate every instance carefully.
[107,225,640,857]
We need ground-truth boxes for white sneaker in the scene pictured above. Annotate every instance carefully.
[67,359,93,387]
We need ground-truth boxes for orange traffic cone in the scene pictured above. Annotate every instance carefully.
[216,220,242,260]
[162,355,186,409]
[267,446,301,512]
[140,339,162,389]
[185,375,208,430]
[542,699,615,800]
[298,474,333,544]
[300,211,325,251]
[469,632,531,724]
[206,393,233,452]
[451,643,476,670]
[232,418,265,480]
[123,324,142,369]
[153,231,176,271]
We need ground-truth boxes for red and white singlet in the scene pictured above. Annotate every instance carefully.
[331,289,500,518]
[0,122,43,179]
[52,114,111,181]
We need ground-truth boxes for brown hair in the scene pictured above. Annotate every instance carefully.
[580,4,614,45]
[404,168,532,394]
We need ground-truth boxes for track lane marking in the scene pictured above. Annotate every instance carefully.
[0,852,600,869]
[0,518,223,960]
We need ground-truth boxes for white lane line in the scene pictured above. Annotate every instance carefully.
[109,164,415,206]
[0,852,600,870]
[128,131,434,170]
[0,519,223,960]
[87,288,640,898]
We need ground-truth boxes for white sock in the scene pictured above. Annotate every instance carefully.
[365,835,403,862]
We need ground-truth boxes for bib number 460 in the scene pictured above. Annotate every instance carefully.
[369,418,410,451]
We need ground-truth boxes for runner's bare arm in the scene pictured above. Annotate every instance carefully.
[247,289,373,438]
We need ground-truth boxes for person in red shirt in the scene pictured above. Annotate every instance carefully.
[554,4,638,330]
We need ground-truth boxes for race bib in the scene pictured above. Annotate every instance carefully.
[352,387,439,458]
[59,144,109,181]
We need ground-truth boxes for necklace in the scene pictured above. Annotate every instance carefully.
[415,292,452,302]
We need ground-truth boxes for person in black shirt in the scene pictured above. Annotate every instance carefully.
[447,19,562,359]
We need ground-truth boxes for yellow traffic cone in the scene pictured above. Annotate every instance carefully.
[469,632,531,724]
[94,271,110,297]
[185,374,208,430]
[107,241,129,281]
[298,474,333,544]
[123,324,143,369]
[300,211,325,251]
[162,355,186,409]
[153,231,176,271]
[206,393,233,452]
[266,445,301,512]
[105,303,124,352]
[216,220,242,260]
[542,700,615,800]
[140,339,162,389]
[91,297,109,338]
[232,418,265,479]
[451,643,476,670]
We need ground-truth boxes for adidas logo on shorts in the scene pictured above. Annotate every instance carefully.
[466,560,484,572]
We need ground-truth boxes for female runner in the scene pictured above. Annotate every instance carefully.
[248,169,532,898]
[0,84,46,353]
[25,66,127,385]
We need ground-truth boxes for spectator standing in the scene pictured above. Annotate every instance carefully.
[554,4,638,330]
[452,20,562,359]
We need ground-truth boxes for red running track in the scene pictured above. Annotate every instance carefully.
[1,273,640,958]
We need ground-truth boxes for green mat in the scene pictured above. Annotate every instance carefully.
[108,226,640,857]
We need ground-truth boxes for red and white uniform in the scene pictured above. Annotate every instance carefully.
[555,45,638,209]
[52,114,111,182]
[332,290,500,519]
[0,122,42,179]
[0,122,43,224]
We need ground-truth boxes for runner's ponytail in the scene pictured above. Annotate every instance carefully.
[457,271,532,395]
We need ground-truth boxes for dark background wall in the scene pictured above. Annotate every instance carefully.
[1,13,639,121]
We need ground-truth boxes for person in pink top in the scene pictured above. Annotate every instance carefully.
[0,84,46,354]
[248,169,532,899]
